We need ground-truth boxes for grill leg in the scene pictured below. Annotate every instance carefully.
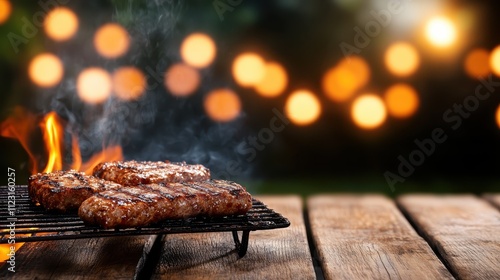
[232,230,250,258]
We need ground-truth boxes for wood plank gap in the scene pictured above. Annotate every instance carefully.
[482,193,500,211]
[134,234,163,280]
[303,207,326,280]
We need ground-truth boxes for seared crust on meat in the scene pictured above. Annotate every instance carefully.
[78,179,252,229]
[92,160,210,185]
[28,170,122,212]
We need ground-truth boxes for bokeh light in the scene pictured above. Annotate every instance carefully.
[112,67,146,101]
[384,42,420,77]
[180,33,217,68]
[44,7,79,41]
[323,55,370,102]
[255,62,288,97]
[425,16,457,48]
[164,63,201,97]
[232,52,266,87]
[384,84,419,118]
[464,48,490,79]
[285,90,321,126]
[94,23,130,59]
[0,0,12,24]
[496,104,500,129]
[351,94,387,129]
[77,68,112,104]
[490,45,500,77]
[28,53,64,88]
[204,89,241,122]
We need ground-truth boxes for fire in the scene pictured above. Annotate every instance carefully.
[41,112,64,173]
[72,145,123,175]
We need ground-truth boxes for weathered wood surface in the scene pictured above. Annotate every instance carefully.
[151,195,315,280]
[308,194,453,280]
[398,194,500,280]
[483,193,500,210]
[0,235,157,279]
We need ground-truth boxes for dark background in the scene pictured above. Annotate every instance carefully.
[1,0,499,195]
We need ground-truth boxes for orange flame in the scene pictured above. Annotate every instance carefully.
[40,112,64,173]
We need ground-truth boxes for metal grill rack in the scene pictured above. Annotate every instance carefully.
[0,186,290,257]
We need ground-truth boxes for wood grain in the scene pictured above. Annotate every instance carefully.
[308,194,452,280]
[398,194,500,280]
[483,193,500,210]
[0,235,157,279]
[151,195,315,280]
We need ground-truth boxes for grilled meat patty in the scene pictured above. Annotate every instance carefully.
[28,170,122,212]
[78,180,253,229]
[92,160,211,185]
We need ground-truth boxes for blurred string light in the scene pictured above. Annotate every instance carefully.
[204,89,241,122]
[180,33,217,68]
[322,55,370,102]
[384,84,419,118]
[425,16,457,48]
[28,53,64,88]
[76,68,112,104]
[285,90,321,126]
[255,61,288,97]
[384,42,420,77]
[232,52,266,87]
[44,7,79,41]
[164,63,201,97]
[94,23,130,59]
[112,67,146,101]
[490,46,500,77]
[351,94,387,129]
[464,48,490,79]
[0,0,11,24]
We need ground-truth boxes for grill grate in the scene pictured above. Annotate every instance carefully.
[0,186,290,257]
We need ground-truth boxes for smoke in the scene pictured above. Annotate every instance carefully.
[39,0,253,180]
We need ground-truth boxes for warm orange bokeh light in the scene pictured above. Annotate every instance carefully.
[0,0,12,24]
[425,17,457,48]
[496,104,500,129]
[28,53,64,88]
[490,46,500,77]
[384,84,419,118]
[41,112,64,173]
[232,52,266,87]
[323,55,370,102]
[204,89,241,122]
[351,94,387,129]
[44,7,79,41]
[165,63,201,97]
[112,67,146,101]
[180,33,217,68]
[255,62,288,97]
[464,48,490,79]
[384,42,420,77]
[285,90,321,126]
[94,23,130,58]
[77,68,112,104]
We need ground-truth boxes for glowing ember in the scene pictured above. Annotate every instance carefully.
[384,42,420,77]
[77,67,112,104]
[28,53,64,88]
[94,23,130,59]
[232,52,266,87]
[351,94,387,129]
[490,45,500,77]
[165,63,201,97]
[285,90,321,126]
[323,56,370,102]
[0,0,12,24]
[180,33,217,68]
[425,17,457,48]
[40,112,64,173]
[44,7,79,41]
[464,48,491,79]
[204,89,241,122]
[112,67,147,101]
[255,62,288,98]
[384,84,419,118]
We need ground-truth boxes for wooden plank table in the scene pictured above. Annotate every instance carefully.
[1,194,499,279]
